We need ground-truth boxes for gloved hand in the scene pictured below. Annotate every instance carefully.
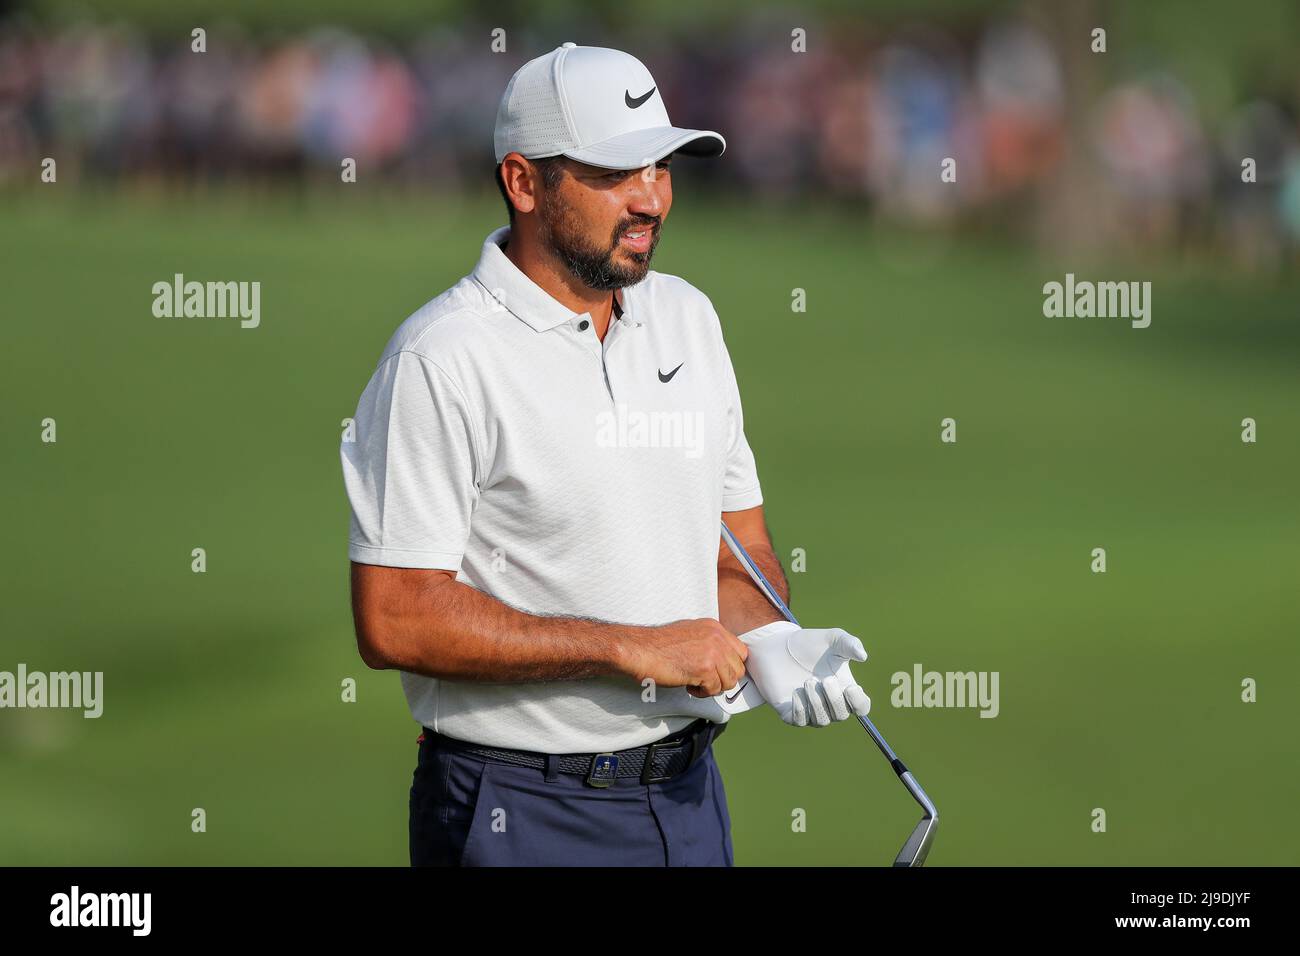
[717,621,871,726]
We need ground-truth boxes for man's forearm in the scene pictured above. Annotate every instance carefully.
[717,541,790,637]
[356,573,643,682]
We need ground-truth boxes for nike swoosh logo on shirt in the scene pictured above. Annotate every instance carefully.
[658,363,683,383]
[724,681,749,704]
[625,87,656,109]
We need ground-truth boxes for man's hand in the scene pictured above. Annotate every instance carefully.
[619,618,749,698]
[727,621,871,727]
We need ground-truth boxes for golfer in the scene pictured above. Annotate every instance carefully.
[341,43,872,867]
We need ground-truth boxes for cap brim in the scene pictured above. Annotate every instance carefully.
[562,126,725,171]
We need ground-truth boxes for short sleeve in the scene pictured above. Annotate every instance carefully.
[714,313,764,512]
[341,349,482,570]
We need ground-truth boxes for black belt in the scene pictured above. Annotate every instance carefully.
[421,717,727,788]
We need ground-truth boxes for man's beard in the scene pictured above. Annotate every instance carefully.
[539,193,661,291]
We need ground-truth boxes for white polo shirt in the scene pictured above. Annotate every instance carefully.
[341,226,764,753]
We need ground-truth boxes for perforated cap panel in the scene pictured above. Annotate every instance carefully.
[494,49,576,161]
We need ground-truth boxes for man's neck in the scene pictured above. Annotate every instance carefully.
[502,230,618,340]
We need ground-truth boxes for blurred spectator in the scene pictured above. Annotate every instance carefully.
[865,36,967,221]
[1091,73,1211,247]
[1218,100,1297,268]
[975,19,1064,198]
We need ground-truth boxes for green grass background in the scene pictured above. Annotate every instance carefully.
[1,187,1296,865]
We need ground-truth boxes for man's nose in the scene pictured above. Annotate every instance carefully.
[626,166,667,217]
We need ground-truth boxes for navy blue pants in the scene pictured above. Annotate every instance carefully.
[409,730,735,866]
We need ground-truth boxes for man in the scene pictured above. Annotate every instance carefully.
[341,43,872,867]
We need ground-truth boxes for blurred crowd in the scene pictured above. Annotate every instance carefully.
[2,15,1299,261]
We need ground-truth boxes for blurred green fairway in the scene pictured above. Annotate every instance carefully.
[2,188,1297,865]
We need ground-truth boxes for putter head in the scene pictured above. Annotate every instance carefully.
[891,771,938,867]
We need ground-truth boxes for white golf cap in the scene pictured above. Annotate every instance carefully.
[493,43,726,171]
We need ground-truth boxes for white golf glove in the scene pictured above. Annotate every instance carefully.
[717,621,871,726]
[637,684,733,724]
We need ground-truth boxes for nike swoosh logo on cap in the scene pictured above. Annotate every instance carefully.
[724,681,749,704]
[625,86,656,109]
[658,363,683,383]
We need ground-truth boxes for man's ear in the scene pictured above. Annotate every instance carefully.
[500,153,538,216]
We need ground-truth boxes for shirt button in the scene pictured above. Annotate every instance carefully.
[578,319,590,331]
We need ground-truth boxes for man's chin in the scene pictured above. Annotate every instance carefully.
[612,248,653,281]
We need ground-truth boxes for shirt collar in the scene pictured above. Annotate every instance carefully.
[471,226,643,332]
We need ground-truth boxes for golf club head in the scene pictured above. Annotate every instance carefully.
[892,812,938,867]
[891,770,939,867]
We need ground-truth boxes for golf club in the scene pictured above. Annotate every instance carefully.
[720,520,939,867]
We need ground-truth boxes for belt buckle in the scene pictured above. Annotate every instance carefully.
[586,753,619,788]
[639,738,678,786]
